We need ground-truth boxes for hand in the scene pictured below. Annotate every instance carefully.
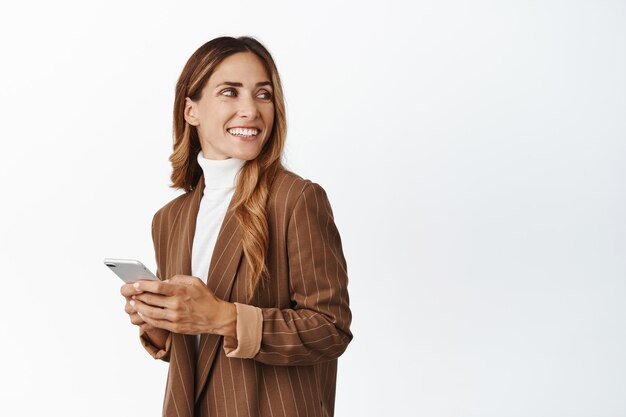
[121,281,171,349]
[120,281,152,332]
[129,275,237,337]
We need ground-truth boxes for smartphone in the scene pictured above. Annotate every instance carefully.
[103,258,158,283]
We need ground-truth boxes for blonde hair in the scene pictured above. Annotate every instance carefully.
[170,36,287,298]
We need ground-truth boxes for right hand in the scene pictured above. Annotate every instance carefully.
[120,281,171,351]
[121,282,150,331]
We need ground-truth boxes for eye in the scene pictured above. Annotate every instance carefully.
[257,90,273,100]
[221,88,237,97]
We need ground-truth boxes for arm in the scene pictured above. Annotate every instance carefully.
[225,182,353,365]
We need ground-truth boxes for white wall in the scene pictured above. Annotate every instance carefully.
[0,1,624,416]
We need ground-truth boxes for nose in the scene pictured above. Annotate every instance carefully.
[237,94,260,119]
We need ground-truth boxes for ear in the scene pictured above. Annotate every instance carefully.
[184,97,199,126]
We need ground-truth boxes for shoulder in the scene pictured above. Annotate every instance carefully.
[270,169,308,199]
[151,190,194,231]
[268,168,333,218]
[270,168,322,202]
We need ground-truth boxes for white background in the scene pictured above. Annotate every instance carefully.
[0,1,624,416]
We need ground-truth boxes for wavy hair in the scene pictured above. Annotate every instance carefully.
[170,36,287,298]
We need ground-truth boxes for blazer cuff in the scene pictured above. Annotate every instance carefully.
[139,328,172,361]
[223,302,263,359]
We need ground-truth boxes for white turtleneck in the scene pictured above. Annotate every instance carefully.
[190,151,263,359]
[191,151,246,283]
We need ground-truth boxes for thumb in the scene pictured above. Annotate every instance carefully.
[168,274,203,286]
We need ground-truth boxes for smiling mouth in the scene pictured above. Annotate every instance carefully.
[227,127,260,138]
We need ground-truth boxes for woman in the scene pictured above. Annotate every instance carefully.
[120,36,352,417]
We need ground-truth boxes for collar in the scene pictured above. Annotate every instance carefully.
[196,151,246,190]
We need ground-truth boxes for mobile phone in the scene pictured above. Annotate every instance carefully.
[103,258,158,283]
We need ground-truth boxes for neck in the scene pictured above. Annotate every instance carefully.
[196,151,246,190]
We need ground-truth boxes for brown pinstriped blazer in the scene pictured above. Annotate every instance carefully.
[144,169,352,417]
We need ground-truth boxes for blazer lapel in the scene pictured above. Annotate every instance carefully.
[167,176,204,280]
[164,177,204,417]
[194,195,244,402]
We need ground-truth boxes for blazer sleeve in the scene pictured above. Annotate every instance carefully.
[228,182,353,365]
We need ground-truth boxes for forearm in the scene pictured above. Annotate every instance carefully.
[223,303,351,365]
[210,301,237,338]
[255,306,352,365]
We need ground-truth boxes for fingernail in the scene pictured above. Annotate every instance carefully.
[129,300,135,307]
[138,312,144,317]
[133,282,140,290]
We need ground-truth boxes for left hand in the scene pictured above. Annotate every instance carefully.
[130,275,236,336]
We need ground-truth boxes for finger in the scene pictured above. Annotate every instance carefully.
[133,299,177,322]
[137,311,177,333]
[120,283,142,297]
[126,298,145,313]
[137,309,196,334]
[169,274,198,284]
[133,292,170,309]
[133,280,176,296]
[130,313,145,326]
[139,323,154,333]
[169,275,210,292]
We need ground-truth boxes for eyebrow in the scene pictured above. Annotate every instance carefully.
[216,81,272,88]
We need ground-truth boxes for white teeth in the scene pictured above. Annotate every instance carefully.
[228,127,259,137]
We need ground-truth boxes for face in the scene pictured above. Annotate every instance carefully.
[184,52,275,160]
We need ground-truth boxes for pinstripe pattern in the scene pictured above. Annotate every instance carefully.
[148,170,352,417]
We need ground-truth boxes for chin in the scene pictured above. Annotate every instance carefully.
[231,149,263,161]
[230,142,266,161]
